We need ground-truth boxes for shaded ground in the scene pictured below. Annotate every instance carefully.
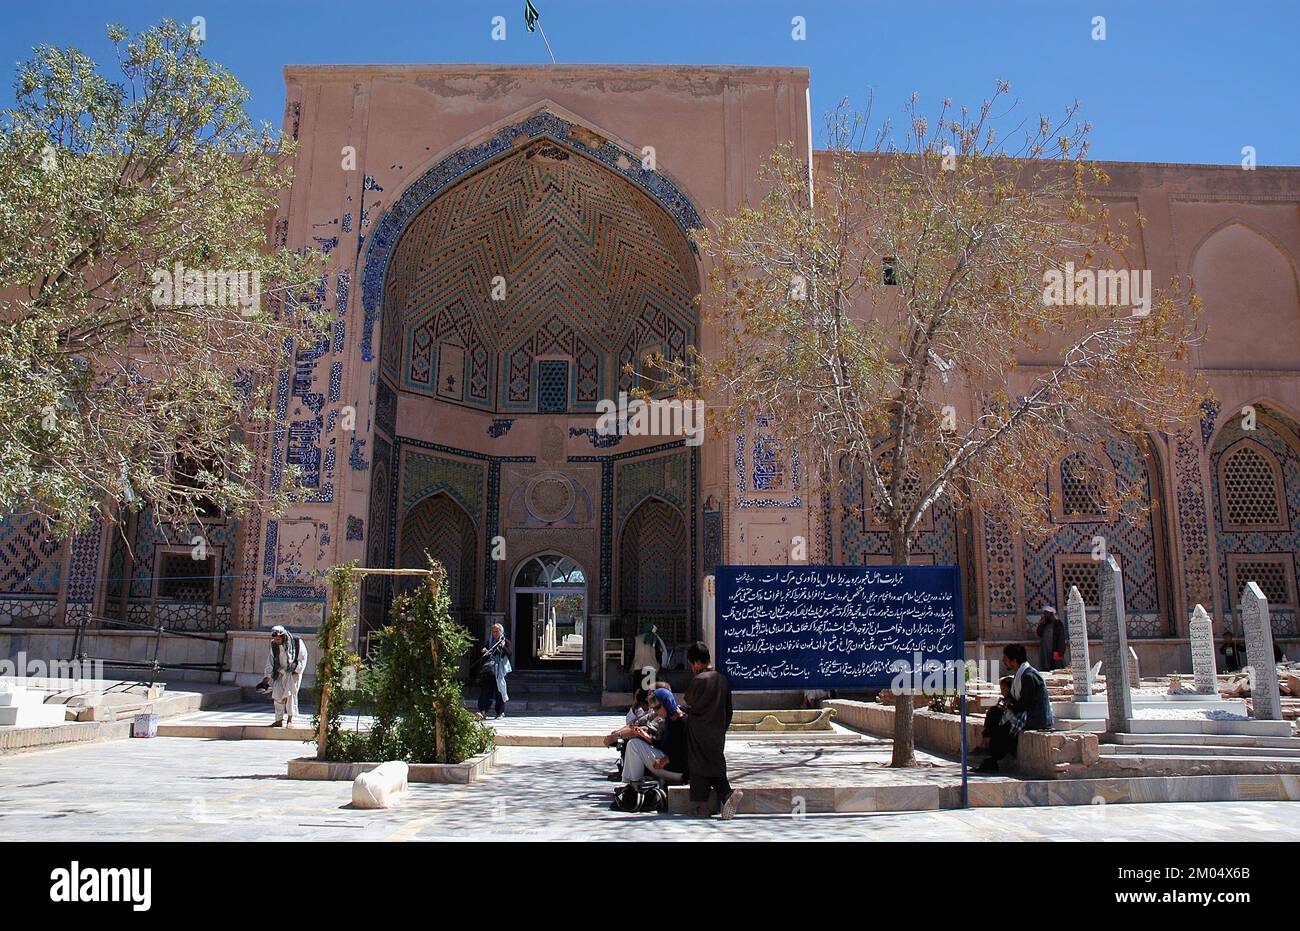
[0,736,1296,841]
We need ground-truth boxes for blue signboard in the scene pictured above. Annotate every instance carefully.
[714,564,964,691]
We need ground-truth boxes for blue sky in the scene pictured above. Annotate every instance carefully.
[1,0,1297,165]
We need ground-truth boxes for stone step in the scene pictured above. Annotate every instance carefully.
[1052,719,1107,733]
[0,685,71,726]
[1113,732,1300,749]
[1094,753,1300,774]
[0,686,31,707]
[0,703,69,727]
[157,722,314,741]
[1127,718,1293,737]
[1099,742,1300,758]
[1053,698,1248,719]
[460,700,608,714]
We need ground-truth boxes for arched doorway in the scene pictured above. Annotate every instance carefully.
[358,111,703,652]
[511,554,588,671]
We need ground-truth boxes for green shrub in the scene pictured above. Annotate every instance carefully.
[316,559,493,764]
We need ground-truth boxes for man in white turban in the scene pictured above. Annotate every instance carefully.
[259,625,308,726]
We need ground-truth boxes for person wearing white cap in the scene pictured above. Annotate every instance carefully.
[259,625,308,726]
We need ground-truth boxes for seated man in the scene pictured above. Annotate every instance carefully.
[603,687,654,779]
[621,687,688,785]
[1004,642,1054,733]
[604,687,652,748]
[978,644,1055,773]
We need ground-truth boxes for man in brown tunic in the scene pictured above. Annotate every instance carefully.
[683,641,742,819]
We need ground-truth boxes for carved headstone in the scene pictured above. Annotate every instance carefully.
[1128,646,1141,689]
[1188,604,1218,694]
[1099,555,1133,731]
[1066,586,1091,702]
[1239,582,1281,721]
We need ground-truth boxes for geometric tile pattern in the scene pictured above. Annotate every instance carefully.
[1219,441,1284,528]
[362,434,394,635]
[399,451,485,525]
[619,496,689,644]
[396,493,478,611]
[840,456,959,567]
[361,110,703,384]
[702,497,722,575]
[1020,435,1166,637]
[977,434,1167,638]
[0,513,64,595]
[1173,426,1215,611]
[572,440,695,621]
[130,513,239,605]
[380,134,697,414]
[615,452,689,531]
[1210,407,1300,637]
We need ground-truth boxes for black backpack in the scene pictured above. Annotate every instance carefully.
[613,780,668,813]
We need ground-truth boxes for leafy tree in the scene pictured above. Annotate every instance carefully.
[362,560,494,765]
[692,86,1203,765]
[0,19,323,536]
[313,563,365,761]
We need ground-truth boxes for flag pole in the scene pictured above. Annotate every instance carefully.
[536,22,557,63]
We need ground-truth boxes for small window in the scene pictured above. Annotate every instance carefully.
[174,451,222,518]
[1059,451,1107,520]
[882,257,898,287]
[1229,555,1295,609]
[156,551,215,602]
[1220,442,1285,531]
[1059,559,1104,612]
[537,360,569,414]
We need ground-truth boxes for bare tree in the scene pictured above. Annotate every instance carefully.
[689,84,1204,765]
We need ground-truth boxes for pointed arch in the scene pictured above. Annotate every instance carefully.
[359,107,705,363]
[1209,403,1300,635]
[618,495,689,645]
[395,492,478,611]
[1192,221,1300,370]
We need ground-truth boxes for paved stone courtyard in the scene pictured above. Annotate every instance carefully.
[1,734,1297,842]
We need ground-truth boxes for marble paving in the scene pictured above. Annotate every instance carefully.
[0,738,1297,842]
[164,707,643,745]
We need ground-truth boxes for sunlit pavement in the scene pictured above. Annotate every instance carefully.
[0,737,1296,842]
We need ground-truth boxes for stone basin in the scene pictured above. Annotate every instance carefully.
[729,707,836,732]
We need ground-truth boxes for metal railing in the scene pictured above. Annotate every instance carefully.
[67,612,228,686]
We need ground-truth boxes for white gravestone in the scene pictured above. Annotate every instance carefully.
[1066,586,1091,702]
[1239,582,1281,721]
[352,761,409,809]
[702,574,716,660]
[1188,604,1218,695]
[1099,556,1133,731]
[1128,646,1141,689]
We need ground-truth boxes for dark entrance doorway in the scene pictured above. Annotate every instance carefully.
[510,554,587,671]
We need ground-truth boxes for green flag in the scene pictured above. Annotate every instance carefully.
[524,0,540,33]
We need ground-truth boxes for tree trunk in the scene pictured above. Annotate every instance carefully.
[888,525,917,767]
[891,685,916,767]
